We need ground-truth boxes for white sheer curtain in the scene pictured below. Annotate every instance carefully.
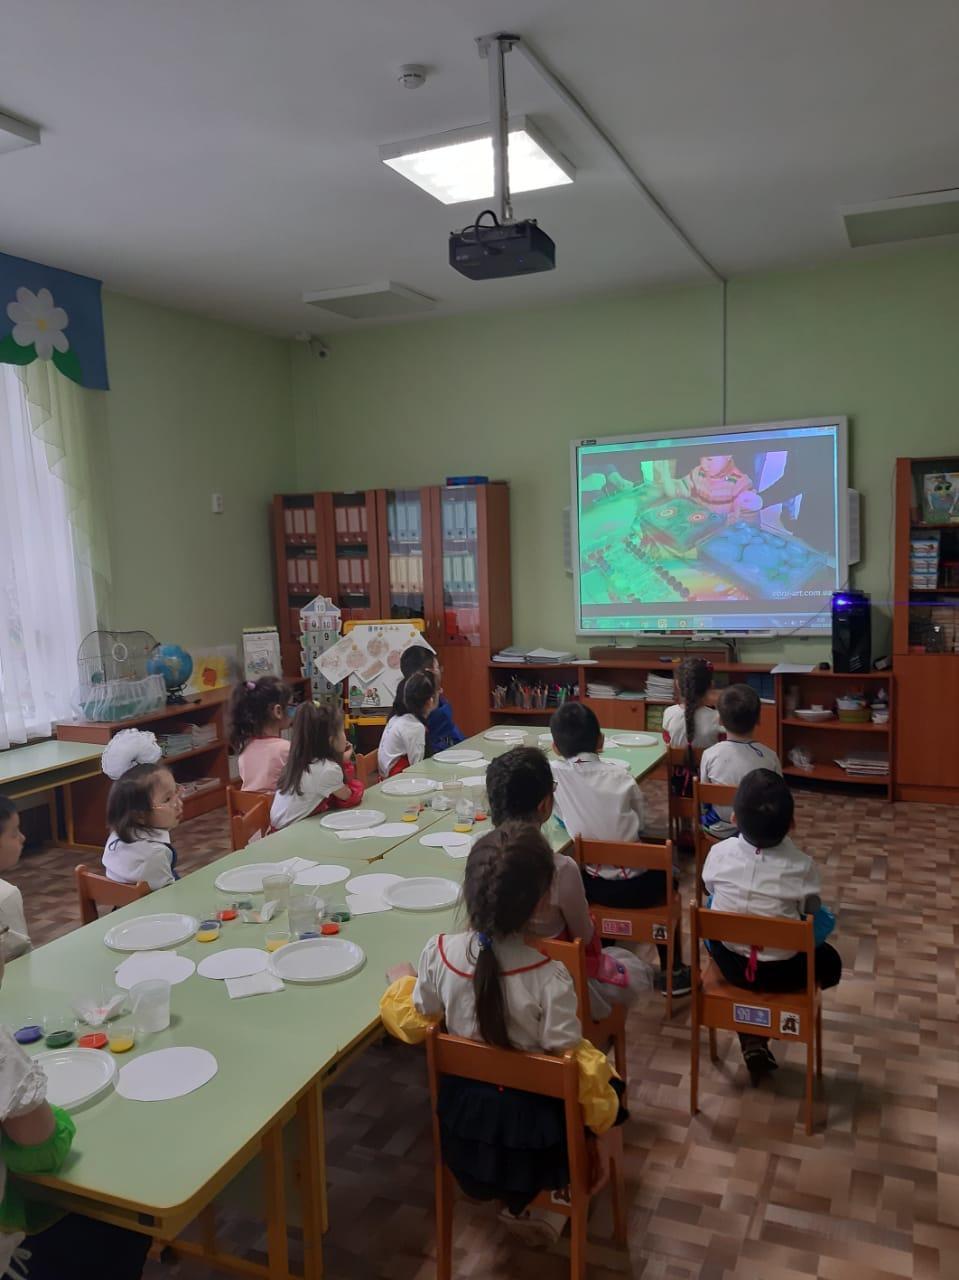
[0,364,95,746]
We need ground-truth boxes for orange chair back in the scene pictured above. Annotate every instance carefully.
[570,836,681,1017]
[666,744,703,833]
[227,786,273,821]
[425,1026,625,1279]
[691,778,739,903]
[354,749,379,785]
[689,904,822,1133]
[230,797,271,851]
[75,864,150,926]
[534,935,627,1080]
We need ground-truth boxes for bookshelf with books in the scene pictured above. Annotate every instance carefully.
[892,455,959,803]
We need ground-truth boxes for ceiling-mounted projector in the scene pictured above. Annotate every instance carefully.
[450,33,557,281]
[449,212,555,280]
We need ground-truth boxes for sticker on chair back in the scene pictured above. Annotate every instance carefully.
[733,1004,772,1029]
[550,1186,571,1207]
[651,923,669,943]
[600,918,632,938]
[779,1011,801,1036]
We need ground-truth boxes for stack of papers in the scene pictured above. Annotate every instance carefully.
[586,681,620,698]
[834,751,889,776]
[645,673,675,703]
[493,647,530,663]
[616,691,646,701]
[525,648,576,663]
[158,724,218,757]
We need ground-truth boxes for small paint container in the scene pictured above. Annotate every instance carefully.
[43,1014,77,1049]
[78,1032,108,1051]
[15,1025,42,1046]
[217,897,238,922]
[108,1025,135,1054]
[265,929,291,953]
[196,919,221,943]
[320,922,340,936]
[402,803,421,822]
[300,930,321,940]
[324,905,351,924]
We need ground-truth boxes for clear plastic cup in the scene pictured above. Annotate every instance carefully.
[262,873,293,912]
[289,896,319,938]
[129,979,171,1035]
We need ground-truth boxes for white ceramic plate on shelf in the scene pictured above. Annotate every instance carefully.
[382,877,461,911]
[37,1049,117,1112]
[267,938,366,984]
[378,776,439,797]
[319,809,386,831]
[483,728,527,742]
[103,914,199,953]
[433,749,484,765]
[606,733,659,748]
[793,709,834,722]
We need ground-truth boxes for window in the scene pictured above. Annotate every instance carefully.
[0,365,94,746]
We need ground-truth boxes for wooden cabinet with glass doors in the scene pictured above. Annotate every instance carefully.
[273,483,511,735]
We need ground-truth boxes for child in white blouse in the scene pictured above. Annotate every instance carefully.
[703,769,841,1082]
[270,702,363,830]
[101,731,181,890]
[381,825,625,1246]
[550,702,690,998]
[700,684,781,838]
[662,656,721,750]
[377,671,438,778]
[486,747,650,1010]
[0,797,31,963]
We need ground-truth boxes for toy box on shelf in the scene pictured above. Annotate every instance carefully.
[298,596,342,707]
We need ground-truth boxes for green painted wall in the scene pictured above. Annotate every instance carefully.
[100,293,295,648]
[291,246,959,661]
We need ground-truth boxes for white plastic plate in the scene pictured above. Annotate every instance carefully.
[267,937,366,984]
[382,877,461,911]
[483,728,527,742]
[319,809,386,831]
[433,748,484,765]
[104,914,199,953]
[606,732,659,748]
[214,863,285,895]
[37,1049,117,1112]
[378,776,439,796]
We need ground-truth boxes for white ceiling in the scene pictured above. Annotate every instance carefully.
[1,0,957,335]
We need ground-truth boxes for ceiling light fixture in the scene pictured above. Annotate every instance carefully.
[379,115,573,206]
[0,109,40,157]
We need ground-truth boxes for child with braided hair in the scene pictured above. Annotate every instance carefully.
[661,656,721,752]
[381,824,626,1246]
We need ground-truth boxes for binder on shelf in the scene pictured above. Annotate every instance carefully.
[305,509,316,535]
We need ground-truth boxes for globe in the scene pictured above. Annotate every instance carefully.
[148,644,194,697]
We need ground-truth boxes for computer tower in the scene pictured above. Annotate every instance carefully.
[832,591,871,674]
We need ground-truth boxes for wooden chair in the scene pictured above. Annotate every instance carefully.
[534,935,627,1081]
[354,749,379,786]
[570,837,681,1018]
[691,779,738,905]
[666,745,703,848]
[75,865,150,925]
[425,1026,627,1280]
[689,904,823,1134]
[230,796,271,851]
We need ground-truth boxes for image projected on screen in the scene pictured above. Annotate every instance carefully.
[574,422,845,635]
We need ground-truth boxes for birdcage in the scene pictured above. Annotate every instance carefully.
[72,630,167,723]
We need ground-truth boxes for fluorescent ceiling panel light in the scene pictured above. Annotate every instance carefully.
[380,116,574,205]
[0,110,40,157]
[302,281,436,319]
[843,189,959,247]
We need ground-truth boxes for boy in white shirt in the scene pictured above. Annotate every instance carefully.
[700,684,781,838]
[702,769,841,1083]
[550,702,690,998]
[0,796,31,962]
[377,672,438,778]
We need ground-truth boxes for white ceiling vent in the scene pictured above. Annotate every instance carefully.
[0,110,40,157]
[842,189,959,248]
[302,281,436,320]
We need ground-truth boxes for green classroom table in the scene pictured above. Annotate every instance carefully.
[0,728,665,1279]
[0,740,105,843]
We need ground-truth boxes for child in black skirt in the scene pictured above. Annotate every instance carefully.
[380,824,627,1245]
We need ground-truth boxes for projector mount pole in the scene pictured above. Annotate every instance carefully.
[478,33,518,226]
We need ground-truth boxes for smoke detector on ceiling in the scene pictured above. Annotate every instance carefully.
[398,64,427,90]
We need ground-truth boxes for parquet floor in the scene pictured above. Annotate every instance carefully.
[7,782,959,1279]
